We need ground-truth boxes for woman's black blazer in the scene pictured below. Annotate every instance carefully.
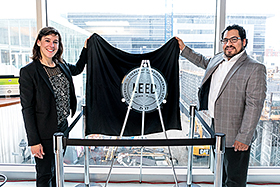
[19,48,87,146]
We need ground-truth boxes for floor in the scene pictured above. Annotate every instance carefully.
[2,181,280,187]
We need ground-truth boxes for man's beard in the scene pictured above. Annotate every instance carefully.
[224,46,244,59]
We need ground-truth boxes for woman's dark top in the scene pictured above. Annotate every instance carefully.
[43,64,70,130]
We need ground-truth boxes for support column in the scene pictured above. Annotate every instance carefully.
[214,0,226,54]
[36,0,47,32]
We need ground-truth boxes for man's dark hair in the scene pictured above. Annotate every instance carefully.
[221,24,248,48]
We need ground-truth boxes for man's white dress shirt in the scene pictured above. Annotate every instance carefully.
[208,50,245,118]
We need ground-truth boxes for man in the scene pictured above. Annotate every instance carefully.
[176,24,267,187]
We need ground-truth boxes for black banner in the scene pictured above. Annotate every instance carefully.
[86,33,181,136]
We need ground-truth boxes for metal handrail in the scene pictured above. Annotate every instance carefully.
[54,133,225,187]
[180,100,215,137]
[54,103,224,187]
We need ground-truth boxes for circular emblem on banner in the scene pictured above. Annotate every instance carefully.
[121,66,167,112]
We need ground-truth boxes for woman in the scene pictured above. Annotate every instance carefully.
[19,27,88,186]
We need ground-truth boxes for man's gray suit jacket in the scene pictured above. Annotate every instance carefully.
[181,46,267,147]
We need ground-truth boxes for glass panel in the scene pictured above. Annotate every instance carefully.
[226,0,280,167]
[47,0,215,167]
[0,20,9,45]
[0,0,36,164]
[10,23,20,46]
[1,50,10,66]
[0,1,36,73]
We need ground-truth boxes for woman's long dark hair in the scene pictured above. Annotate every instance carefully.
[31,27,64,63]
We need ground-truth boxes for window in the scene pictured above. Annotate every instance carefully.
[227,0,280,167]
[1,0,279,181]
[0,0,36,164]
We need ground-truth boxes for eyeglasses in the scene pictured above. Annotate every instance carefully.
[221,36,241,44]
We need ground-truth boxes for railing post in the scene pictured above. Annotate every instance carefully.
[54,132,65,187]
[214,133,225,187]
[75,106,101,187]
[82,105,90,186]
[209,146,215,173]
[186,104,200,187]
